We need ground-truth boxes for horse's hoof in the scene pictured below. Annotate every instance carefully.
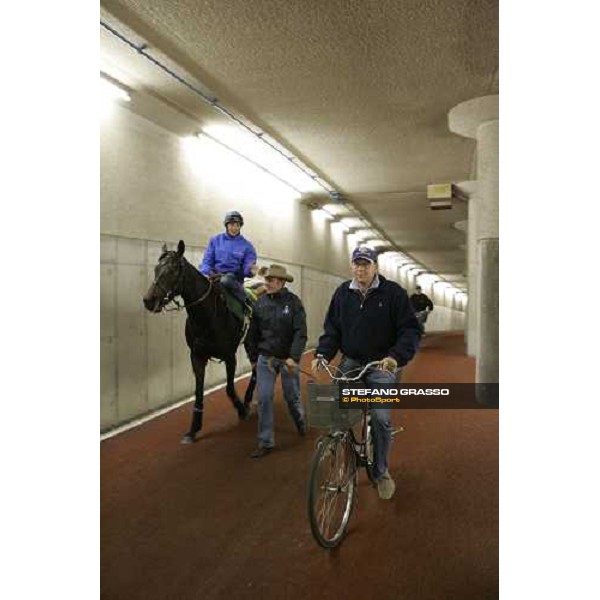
[181,433,196,444]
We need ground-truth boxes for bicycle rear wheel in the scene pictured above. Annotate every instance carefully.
[308,434,357,548]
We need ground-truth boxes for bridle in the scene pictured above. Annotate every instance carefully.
[152,254,213,312]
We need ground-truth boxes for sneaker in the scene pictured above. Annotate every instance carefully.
[376,471,396,500]
[250,446,273,458]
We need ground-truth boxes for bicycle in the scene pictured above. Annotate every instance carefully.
[414,308,430,334]
[306,359,402,548]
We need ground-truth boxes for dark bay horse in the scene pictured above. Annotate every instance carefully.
[143,240,253,443]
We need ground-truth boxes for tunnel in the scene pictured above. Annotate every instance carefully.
[99,1,499,598]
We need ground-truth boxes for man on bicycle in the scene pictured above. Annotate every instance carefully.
[199,210,258,313]
[312,246,421,499]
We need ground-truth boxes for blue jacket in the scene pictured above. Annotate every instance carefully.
[199,232,257,282]
[316,275,421,366]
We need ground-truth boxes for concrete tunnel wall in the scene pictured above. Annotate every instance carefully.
[100,103,466,432]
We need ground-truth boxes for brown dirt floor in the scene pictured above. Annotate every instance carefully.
[101,332,498,600]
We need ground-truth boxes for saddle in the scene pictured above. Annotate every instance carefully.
[211,276,266,328]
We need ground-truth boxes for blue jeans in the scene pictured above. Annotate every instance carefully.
[339,357,398,481]
[256,354,305,448]
[220,273,247,307]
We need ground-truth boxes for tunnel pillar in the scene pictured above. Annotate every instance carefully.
[467,194,481,357]
[449,95,499,402]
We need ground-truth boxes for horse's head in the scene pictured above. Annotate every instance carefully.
[143,240,186,313]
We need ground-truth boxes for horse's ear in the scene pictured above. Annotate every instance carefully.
[177,240,185,257]
[161,243,168,254]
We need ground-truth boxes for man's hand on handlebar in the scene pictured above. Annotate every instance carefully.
[379,356,398,372]
[311,355,328,373]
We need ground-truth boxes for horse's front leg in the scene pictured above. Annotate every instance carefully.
[181,353,208,444]
[243,366,257,407]
[225,356,249,421]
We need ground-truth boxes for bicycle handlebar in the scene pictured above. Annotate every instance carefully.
[317,359,388,383]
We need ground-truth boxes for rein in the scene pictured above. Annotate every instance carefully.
[153,256,214,313]
[163,278,213,312]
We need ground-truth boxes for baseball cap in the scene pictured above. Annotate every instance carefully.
[351,246,377,264]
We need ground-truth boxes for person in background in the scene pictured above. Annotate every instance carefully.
[409,285,434,333]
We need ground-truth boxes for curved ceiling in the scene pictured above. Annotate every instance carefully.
[100,0,498,279]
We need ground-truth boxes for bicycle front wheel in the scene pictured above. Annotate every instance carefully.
[308,434,357,548]
[365,419,377,485]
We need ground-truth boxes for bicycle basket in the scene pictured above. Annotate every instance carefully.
[306,382,363,430]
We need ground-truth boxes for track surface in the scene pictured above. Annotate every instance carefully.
[101,332,498,599]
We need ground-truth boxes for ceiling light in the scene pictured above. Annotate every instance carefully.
[321,203,349,216]
[100,74,130,103]
[313,209,334,220]
[354,229,375,237]
[340,218,365,228]
[181,136,300,203]
[201,124,320,194]
[331,221,350,235]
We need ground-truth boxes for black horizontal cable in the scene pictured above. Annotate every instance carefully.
[100,19,450,285]
[100,19,327,192]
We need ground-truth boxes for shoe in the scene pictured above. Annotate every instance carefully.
[296,419,307,436]
[250,446,273,458]
[376,471,396,500]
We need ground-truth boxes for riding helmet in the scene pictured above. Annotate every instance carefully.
[224,211,244,227]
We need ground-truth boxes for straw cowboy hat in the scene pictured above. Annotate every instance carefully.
[260,264,294,282]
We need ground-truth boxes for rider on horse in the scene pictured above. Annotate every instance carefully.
[200,210,258,314]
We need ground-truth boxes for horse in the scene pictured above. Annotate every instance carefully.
[143,240,255,443]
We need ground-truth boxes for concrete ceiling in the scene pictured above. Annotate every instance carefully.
[100,0,498,278]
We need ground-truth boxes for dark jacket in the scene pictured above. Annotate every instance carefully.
[316,275,421,366]
[410,292,434,312]
[245,288,308,363]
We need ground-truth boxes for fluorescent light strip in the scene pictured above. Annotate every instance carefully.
[198,131,305,195]
[100,75,130,102]
[201,125,318,193]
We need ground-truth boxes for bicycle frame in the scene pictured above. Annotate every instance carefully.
[313,360,386,483]
[307,358,403,547]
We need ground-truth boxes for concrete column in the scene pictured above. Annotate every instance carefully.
[467,195,481,357]
[475,119,499,388]
[449,95,499,400]
[454,185,474,348]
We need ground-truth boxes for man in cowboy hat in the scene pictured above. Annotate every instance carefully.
[245,264,308,458]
